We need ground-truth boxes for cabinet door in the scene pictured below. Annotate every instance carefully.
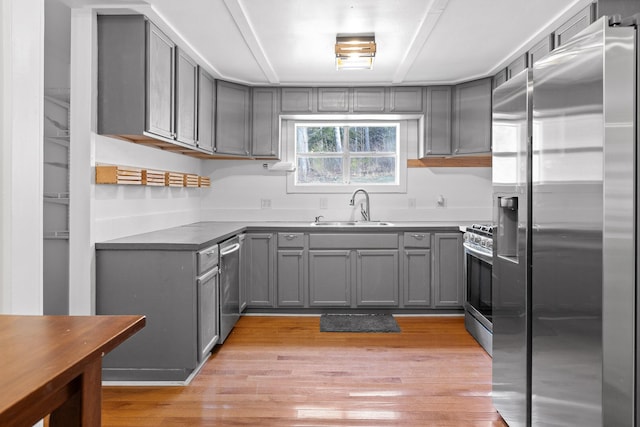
[403,249,432,306]
[493,69,507,90]
[197,266,219,362]
[277,250,306,307]
[145,21,175,140]
[197,68,215,153]
[309,250,351,307]
[433,233,463,308]
[252,87,280,158]
[528,35,553,67]
[281,87,313,112]
[554,4,595,48]
[390,87,423,112]
[356,250,399,306]
[215,80,250,156]
[423,86,452,156]
[452,77,492,155]
[175,49,198,146]
[353,87,386,112]
[244,233,276,307]
[506,54,528,80]
[317,88,350,112]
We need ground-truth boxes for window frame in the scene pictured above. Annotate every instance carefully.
[282,114,419,194]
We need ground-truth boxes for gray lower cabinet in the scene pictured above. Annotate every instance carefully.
[96,249,203,382]
[309,250,352,307]
[433,233,463,308]
[197,68,216,153]
[356,249,399,306]
[277,250,306,306]
[423,86,452,156]
[402,231,432,307]
[452,77,492,155]
[251,87,280,158]
[216,80,251,156]
[244,233,276,307]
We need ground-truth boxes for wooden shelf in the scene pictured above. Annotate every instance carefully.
[407,155,492,168]
[95,164,211,188]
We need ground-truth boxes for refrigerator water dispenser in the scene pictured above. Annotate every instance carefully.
[497,196,518,260]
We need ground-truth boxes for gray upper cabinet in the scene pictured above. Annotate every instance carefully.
[175,48,198,146]
[215,80,251,156]
[251,87,280,158]
[423,86,452,156]
[506,54,528,80]
[197,68,215,153]
[390,87,423,112]
[98,15,176,141]
[528,35,553,67]
[281,88,313,112]
[493,69,507,89]
[554,4,595,48]
[452,77,492,155]
[353,87,386,112]
[433,233,463,308]
[146,22,175,140]
[317,88,350,112]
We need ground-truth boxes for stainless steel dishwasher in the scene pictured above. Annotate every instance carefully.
[219,235,242,343]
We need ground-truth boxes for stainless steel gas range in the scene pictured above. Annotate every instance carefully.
[462,224,493,355]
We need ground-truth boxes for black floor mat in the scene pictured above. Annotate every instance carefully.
[320,313,401,333]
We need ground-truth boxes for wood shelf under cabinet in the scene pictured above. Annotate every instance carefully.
[408,156,491,168]
[96,164,211,188]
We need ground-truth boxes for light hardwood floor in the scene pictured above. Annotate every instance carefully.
[102,316,507,426]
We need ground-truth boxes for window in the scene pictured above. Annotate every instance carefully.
[295,123,399,186]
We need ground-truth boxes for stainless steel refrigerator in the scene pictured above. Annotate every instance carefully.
[492,16,636,426]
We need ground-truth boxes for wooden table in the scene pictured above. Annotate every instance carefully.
[0,314,145,427]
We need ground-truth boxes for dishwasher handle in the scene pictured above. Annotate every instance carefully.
[220,242,241,256]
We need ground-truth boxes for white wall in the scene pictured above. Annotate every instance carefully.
[200,160,492,223]
[0,0,45,314]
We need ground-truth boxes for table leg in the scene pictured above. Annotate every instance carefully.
[49,358,102,427]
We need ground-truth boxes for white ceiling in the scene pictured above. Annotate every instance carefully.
[68,0,593,86]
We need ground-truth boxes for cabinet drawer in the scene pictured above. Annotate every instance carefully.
[197,244,219,275]
[404,232,431,248]
[309,233,398,249]
[278,233,305,248]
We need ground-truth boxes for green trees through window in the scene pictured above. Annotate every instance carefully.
[295,124,399,185]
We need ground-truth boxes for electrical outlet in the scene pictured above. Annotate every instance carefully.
[320,198,328,209]
[261,199,272,209]
[408,198,416,209]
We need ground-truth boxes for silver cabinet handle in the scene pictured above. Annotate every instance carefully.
[285,234,297,240]
[411,234,426,239]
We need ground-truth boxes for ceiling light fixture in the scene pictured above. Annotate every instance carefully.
[335,34,376,70]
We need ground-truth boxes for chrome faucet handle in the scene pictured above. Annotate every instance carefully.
[314,215,324,223]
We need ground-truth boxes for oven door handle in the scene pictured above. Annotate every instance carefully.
[463,243,493,263]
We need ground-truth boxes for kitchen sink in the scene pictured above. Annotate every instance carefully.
[310,221,394,226]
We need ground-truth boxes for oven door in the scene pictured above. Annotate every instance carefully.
[464,243,493,332]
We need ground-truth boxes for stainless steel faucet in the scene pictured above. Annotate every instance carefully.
[349,188,370,221]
